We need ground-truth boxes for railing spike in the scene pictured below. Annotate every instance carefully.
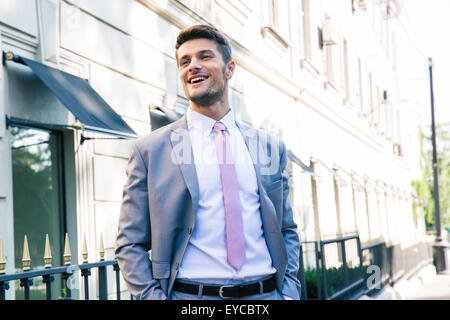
[99,233,105,261]
[44,234,52,268]
[63,233,71,265]
[82,234,88,263]
[22,235,31,271]
[0,238,6,274]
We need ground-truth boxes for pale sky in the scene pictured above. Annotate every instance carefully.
[402,0,450,126]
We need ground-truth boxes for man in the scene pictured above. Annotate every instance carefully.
[115,25,301,300]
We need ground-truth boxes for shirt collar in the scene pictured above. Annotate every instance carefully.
[186,107,237,138]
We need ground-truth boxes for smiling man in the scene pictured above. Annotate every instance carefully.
[176,29,233,120]
[115,24,301,300]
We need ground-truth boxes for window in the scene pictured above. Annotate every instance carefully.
[394,109,402,146]
[365,180,381,241]
[343,39,350,101]
[299,0,323,72]
[323,15,340,88]
[360,63,372,118]
[333,171,356,237]
[261,0,289,52]
[325,44,335,85]
[309,161,321,241]
[333,173,344,237]
[383,91,393,140]
[314,162,339,239]
[357,58,363,114]
[374,85,381,131]
[11,126,66,299]
[368,72,375,124]
[379,89,387,135]
[301,0,312,61]
[346,47,362,108]
[351,176,369,244]
[269,0,280,29]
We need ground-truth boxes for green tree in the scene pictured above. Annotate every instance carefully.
[413,122,450,231]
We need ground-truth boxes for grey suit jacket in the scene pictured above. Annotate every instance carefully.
[115,115,301,300]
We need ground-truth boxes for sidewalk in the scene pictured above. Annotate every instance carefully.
[364,264,450,300]
[407,272,450,300]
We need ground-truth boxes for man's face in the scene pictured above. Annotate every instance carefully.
[177,38,234,107]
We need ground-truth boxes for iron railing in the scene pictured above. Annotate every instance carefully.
[360,241,389,296]
[319,235,364,300]
[298,234,364,300]
[0,233,130,300]
[0,232,434,300]
[298,240,322,300]
[0,260,122,300]
[297,234,434,300]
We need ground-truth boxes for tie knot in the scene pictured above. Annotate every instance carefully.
[213,121,226,133]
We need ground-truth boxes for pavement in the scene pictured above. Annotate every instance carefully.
[407,271,450,300]
[358,264,450,300]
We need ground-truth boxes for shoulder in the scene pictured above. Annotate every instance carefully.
[236,121,286,153]
[130,116,187,158]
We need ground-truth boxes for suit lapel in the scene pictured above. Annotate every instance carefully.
[169,115,199,215]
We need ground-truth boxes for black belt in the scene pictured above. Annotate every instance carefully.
[173,275,276,299]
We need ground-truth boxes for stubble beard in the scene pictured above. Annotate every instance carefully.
[190,87,224,107]
[188,68,227,107]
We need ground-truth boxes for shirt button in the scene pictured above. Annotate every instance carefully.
[187,227,193,235]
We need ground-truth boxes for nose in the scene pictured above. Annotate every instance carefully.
[188,57,202,72]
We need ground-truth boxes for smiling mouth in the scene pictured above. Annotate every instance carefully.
[188,75,209,85]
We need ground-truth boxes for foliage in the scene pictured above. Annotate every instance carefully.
[303,265,366,299]
[304,267,321,299]
[412,123,450,230]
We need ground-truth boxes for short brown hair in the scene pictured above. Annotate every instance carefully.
[175,25,232,64]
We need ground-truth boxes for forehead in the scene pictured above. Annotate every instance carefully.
[177,38,222,58]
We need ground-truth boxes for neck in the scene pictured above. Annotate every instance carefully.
[190,95,230,121]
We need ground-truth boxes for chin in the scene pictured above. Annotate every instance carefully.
[189,90,220,106]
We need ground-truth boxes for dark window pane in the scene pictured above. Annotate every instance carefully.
[11,126,65,299]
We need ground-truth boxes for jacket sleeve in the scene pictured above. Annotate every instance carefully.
[115,142,166,300]
[279,141,302,300]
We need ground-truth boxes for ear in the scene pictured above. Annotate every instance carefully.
[225,60,235,80]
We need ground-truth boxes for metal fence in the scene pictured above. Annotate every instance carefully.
[0,234,128,300]
[297,234,433,300]
[0,232,434,300]
[360,241,390,296]
[320,235,364,299]
[298,234,364,300]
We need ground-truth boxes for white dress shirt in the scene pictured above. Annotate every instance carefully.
[177,107,276,284]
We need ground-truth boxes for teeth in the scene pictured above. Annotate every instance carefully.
[190,76,206,83]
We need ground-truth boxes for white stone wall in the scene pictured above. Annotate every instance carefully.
[0,0,428,299]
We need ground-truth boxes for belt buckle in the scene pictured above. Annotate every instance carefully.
[219,285,234,299]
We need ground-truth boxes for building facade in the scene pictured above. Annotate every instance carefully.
[0,0,430,299]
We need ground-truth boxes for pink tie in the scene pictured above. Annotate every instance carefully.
[213,121,246,270]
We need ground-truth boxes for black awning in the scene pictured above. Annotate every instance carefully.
[3,51,137,139]
[149,105,181,131]
[287,150,316,177]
